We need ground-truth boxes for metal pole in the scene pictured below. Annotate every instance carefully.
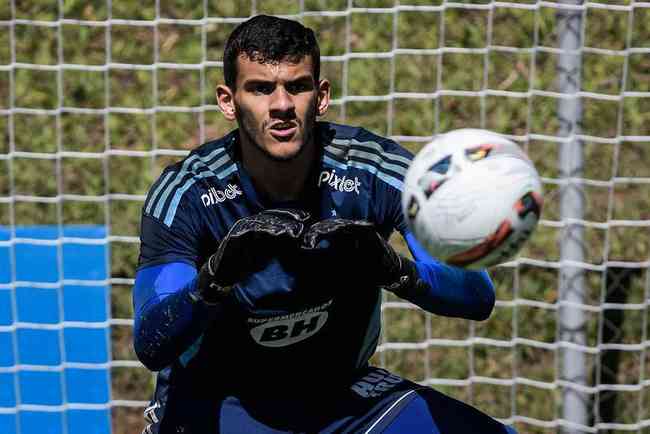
[557,1,588,432]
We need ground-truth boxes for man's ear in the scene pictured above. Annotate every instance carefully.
[216,85,237,121]
[316,79,331,117]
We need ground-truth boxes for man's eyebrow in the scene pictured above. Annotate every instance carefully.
[288,75,315,84]
[242,75,314,84]
[242,78,274,86]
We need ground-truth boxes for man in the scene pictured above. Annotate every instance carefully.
[133,15,516,434]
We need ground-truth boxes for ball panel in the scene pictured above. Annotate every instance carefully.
[446,220,513,269]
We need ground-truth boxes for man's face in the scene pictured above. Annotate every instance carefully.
[217,55,330,162]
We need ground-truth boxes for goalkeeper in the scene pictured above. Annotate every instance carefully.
[133,14,516,434]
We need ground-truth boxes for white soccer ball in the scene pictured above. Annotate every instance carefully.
[402,129,543,269]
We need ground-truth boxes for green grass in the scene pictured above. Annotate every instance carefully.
[1,2,650,433]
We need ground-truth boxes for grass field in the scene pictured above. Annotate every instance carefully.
[2,1,650,433]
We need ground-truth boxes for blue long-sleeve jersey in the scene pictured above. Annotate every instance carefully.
[133,122,495,430]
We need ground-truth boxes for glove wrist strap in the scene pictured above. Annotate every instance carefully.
[195,259,233,305]
[384,256,430,299]
[190,283,232,306]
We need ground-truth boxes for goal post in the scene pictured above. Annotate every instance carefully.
[1,1,649,433]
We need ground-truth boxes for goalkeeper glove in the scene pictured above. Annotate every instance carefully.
[301,219,430,298]
[195,209,310,304]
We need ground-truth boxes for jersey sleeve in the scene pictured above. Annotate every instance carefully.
[134,171,216,370]
[138,170,207,269]
[369,140,413,237]
[404,231,495,320]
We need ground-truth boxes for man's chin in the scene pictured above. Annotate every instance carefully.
[260,142,304,162]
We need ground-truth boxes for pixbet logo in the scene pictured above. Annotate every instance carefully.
[318,169,361,194]
[200,184,242,207]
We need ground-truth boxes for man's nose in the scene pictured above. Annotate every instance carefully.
[270,87,295,114]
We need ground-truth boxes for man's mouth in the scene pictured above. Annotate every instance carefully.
[269,122,298,139]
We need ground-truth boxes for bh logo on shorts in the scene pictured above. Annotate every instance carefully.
[248,300,332,347]
[201,184,242,207]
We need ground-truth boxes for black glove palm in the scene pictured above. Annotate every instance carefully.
[196,209,310,304]
[301,219,429,297]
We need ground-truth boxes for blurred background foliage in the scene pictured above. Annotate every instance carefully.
[1,1,649,433]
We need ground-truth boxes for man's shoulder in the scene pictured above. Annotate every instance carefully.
[142,131,239,225]
[319,121,414,161]
[162,131,237,178]
[318,122,412,191]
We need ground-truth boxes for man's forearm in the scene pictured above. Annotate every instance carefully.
[408,261,495,320]
[403,232,496,320]
[133,263,222,371]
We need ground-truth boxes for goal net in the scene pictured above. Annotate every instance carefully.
[1,1,649,433]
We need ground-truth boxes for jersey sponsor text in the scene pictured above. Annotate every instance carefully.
[249,301,332,347]
[318,169,361,194]
[200,184,242,207]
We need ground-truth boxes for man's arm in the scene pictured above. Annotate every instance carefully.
[354,138,494,320]
[402,231,495,321]
[301,219,495,321]
[133,262,223,371]
[133,209,310,371]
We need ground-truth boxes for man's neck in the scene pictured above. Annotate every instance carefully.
[240,141,318,204]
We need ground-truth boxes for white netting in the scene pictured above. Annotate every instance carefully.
[1,1,649,433]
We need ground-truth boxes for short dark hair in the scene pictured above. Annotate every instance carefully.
[223,15,321,90]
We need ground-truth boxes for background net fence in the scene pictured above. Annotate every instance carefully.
[1,1,649,433]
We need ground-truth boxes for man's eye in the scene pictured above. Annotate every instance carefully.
[253,83,274,94]
[287,82,313,94]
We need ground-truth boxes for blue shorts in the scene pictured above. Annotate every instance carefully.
[144,367,516,434]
